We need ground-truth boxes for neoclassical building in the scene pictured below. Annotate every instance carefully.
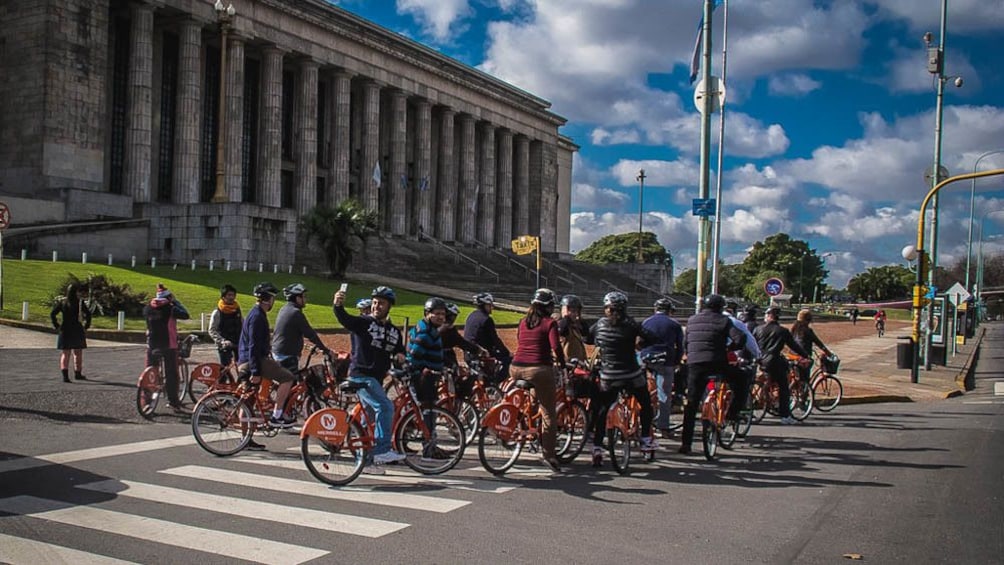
[0,0,575,264]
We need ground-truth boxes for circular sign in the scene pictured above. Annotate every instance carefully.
[694,76,725,114]
[0,202,10,230]
[764,278,785,297]
[320,412,338,430]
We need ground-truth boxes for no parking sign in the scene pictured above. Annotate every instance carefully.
[764,277,784,297]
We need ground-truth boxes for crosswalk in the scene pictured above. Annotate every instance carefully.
[0,437,527,564]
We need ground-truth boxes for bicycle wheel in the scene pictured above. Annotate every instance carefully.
[136,367,161,420]
[720,418,738,449]
[176,359,190,405]
[477,424,523,475]
[735,410,754,438]
[394,407,466,475]
[607,428,630,475]
[187,363,214,404]
[750,383,767,424]
[451,398,480,447]
[702,420,719,460]
[192,392,253,456]
[555,401,588,464]
[301,420,366,486]
[812,375,843,412]
[789,380,814,421]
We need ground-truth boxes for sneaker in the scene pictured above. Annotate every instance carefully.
[373,450,407,464]
[246,439,266,451]
[591,446,604,467]
[780,416,798,425]
[268,414,296,429]
[543,456,562,473]
[421,445,451,462]
[169,403,191,414]
[361,465,386,476]
[678,445,692,455]
[640,436,656,451]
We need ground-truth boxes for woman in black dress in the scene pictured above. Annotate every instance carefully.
[50,283,91,382]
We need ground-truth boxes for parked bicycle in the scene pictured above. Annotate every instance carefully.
[810,352,843,412]
[136,334,198,419]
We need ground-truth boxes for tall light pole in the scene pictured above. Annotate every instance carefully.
[966,150,1004,293]
[211,0,236,203]
[694,0,715,309]
[710,0,730,294]
[636,169,646,263]
[813,252,833,304]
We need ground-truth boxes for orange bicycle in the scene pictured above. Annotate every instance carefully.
[700,375,734,461]
[136,334,198,418]
[750,356,814,423]
[604,385,656,474]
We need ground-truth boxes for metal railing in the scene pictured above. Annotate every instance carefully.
[420,234,500,283]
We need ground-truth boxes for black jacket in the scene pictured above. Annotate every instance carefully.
[754,320,809,371]
[586,316,653,379]
[463,308,510,357]
[684,310,746,369]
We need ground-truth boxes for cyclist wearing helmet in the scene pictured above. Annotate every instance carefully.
[208,284,242,366]
[585,291,657,466]
[440,302,486,398]
[464,292,511,383]
[640,298,684,438]
[406,297,454,460]
[333,285,407,467]
[269,283,330,427]
[511,288,565,472]
[143,283,191,411]
[724,300,761,421]
[557,294,589,362]
[237,282,295,442]
[680,294,747,454]
[356,298,372,316]
[741,304,761,334]
[753,307,810,425]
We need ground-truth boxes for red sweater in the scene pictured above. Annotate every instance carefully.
[512,316,565,366]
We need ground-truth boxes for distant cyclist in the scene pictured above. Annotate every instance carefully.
[208,284,242,367]
[464,292,511,383]
[874,310,887,336]
[640,298,684,438]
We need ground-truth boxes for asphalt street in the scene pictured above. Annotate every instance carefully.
[0,324,1001,564]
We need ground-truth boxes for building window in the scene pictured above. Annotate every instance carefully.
[281,71,295,160]
[157,32,179,203]
[108,16,130,195]
[317,81,328,168]
[316,176,325,206]
[200,45,221,202]
[280,169,294,208]
[242,58,260,203]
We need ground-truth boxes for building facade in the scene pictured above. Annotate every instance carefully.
[0,0,575,264]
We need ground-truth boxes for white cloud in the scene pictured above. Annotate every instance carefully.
[876,0,1004,33]
[397,0,471,41]
[571,182,630,210]
[885,45,981,94]
[767,73,822,97]
[590,128,641,146]
[610,159,700,188]
[569,210,697,257]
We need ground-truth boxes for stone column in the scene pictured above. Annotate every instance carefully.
[494,129,513,246]
[456,114,477,244]
[172,19,201,204]
[258,47,283,207]
[513,134,530,237]
[477,122,496,246]
[329,70,351,205]
[124,3,154,203]
[436,107,456,241]
[413,100,432,236]
[389,90,408,236]
[528,140,543,238]
[223,35,245,202]
[532,141,558,252]
[294,59,318,215]
[360,80,381,213]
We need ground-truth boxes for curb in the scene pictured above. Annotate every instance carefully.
[840,395,913,405]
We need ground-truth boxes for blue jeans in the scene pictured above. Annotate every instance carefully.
[650,363,676,430]
[349,374,394,456]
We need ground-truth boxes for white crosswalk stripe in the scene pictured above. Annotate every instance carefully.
[0,532,138,565]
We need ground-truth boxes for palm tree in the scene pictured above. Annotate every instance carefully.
[301,199,377,277]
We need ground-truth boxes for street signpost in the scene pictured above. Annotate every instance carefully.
[0,201,9,310]
[764,277,784,298]
[692,198,717,217]
[511,235,541,289]
[945,282,971,352]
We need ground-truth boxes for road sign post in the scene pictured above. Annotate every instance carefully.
[511,235,541,289]
[0,201,10,310]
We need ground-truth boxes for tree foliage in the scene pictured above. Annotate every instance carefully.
[575,232,669,265]
[48,273,148,317]
[738,233,829,303]
[301,199,378,277]
[846,265,913,301]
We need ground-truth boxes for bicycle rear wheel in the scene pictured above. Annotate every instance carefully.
[175,359,190,405]
[812,375,843,412]
[789,380,814,421]
[451,398,480,447]
[192,392,252,456]
[394,407,466,475]
[302,420,366,486]
[477,425,523,475]
[701,420,719,461]
[555,401,588,464]
[750,382,767,424]
[735,411,754,438]
[136,367,161,420]
[720,417,738,449]
[607,428,630,475]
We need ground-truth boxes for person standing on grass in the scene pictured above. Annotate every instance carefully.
[51,282,92,382]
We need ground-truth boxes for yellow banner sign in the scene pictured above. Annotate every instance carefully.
[511,236,537,256]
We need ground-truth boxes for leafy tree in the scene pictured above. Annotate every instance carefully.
[740,233,828,304]
[301,199,378,277]
[846,265,913,301]
[48,273,148,317]
[673,268,699,296]
[575,232,668,265]
[673,262,743,298]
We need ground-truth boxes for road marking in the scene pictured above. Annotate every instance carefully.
[160,465,470,513]
[0,496,327,565]
[238,453,517,493]
[995,382,1004,395]
[78,479,408,538]
[0,532,137,565]
[0,435,194,474]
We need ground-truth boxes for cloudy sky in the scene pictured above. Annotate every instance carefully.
[333,0,1004,288]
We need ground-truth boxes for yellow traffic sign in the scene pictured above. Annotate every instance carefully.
[511,235,538,256]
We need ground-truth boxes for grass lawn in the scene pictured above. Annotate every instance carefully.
[1,260,524,331]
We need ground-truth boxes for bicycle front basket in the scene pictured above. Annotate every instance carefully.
[177,338,193,359]
[822,355,840,374]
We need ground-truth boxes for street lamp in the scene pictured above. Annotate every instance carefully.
[813,252,834,304]
[211,0,236,204]
[636,169,646,263]
[966,150,1004,293]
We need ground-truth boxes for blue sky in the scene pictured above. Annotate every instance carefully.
[331,0,1004,288]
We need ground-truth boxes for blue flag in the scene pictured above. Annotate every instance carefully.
[689,0,724,84]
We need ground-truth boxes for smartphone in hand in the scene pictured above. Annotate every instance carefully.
[339,283,348,293]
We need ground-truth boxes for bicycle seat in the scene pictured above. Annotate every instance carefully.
[339,381,367,394]
[512,379,535,390]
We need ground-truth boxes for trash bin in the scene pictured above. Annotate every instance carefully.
[896,336,914,369]
[930,344,947,366]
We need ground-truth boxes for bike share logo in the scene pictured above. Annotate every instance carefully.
[200,365,214,378]
[494,405,516,433]
[320,412,338,430]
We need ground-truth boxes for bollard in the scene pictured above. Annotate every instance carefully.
[302,266,307,275]
[82,252,87,264]
[288,265,293,274]
[243,261,248,271]
[226,260,232,271]
[200,312,207,332]
[258,262,263,273]
[151,257,157,268]
[209,260,215,271]
[117,311,125,331]
[52,250,58,262]
[20,249,27,261]
[191,259,196,270]
[131,256,136,267]
[273,264,278,274]
[22,301,30,321]
[107,253,113,266]
[173,264,178,270]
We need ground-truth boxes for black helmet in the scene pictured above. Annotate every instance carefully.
[765,306,782,319]
[603,291,628,311]
[560,294,582,309]
[252,281,279,299]
[473,292,495,306]
[725,300,739,313]
[220,284,237,297]
[702,294,726,312]
[532,288,556,307]
[424,296,448,313]
[283,282,307,301]
[744,304,759,314]
[445,302,460,322]
[654,298,675,312]
[371,286,396,305]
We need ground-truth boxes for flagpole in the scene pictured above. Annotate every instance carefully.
[710,0,729,294]
[695,0,714,308]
